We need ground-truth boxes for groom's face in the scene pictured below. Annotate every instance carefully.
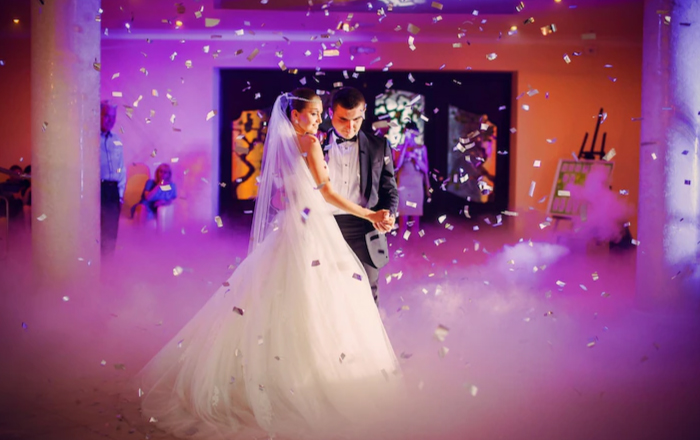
[329,103,365,139]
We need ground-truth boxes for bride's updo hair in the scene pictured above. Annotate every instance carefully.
[285,88,318,120]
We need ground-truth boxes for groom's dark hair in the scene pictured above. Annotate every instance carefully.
[331,87,365,111]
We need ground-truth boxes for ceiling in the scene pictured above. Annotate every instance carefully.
[213,0,639,15]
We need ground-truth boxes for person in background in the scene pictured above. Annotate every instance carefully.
[131,163,177,225]
[20,165,31,207]
[394,121,430,235]
[0,165,26,220]
[100,100,126,255]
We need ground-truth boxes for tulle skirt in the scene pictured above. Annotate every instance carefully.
[136,208,406,440]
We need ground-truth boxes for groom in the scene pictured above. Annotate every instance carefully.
[324,87,399,305]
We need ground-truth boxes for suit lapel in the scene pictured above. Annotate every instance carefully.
[358,131,370,201]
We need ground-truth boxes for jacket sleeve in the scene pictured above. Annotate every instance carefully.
[377,138,399,216]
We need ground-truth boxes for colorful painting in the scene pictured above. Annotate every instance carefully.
[231,110,269,200]
[446,106,497,203]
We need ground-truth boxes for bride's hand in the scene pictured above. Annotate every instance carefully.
[367,209,389,225]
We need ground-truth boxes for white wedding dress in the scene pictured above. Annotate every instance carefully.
[137,95,404,440]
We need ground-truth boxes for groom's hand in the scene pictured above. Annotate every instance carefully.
[372,211,394,234]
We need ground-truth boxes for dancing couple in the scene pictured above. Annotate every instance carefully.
[138,87,407,440]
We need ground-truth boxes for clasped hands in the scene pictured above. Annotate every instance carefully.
[370,209,394,234]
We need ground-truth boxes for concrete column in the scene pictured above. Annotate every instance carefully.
[31,0,101,289]
[637,0,700,308]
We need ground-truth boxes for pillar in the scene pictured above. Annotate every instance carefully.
[637,0,700,308]
[31,0,101,290]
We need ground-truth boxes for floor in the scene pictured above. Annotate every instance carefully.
[1,215,699,440]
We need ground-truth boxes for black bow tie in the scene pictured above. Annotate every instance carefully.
[333,131,358,144]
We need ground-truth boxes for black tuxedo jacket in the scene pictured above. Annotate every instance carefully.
[323,129,399,216]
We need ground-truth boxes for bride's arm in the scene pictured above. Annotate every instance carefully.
[301,135,386,223]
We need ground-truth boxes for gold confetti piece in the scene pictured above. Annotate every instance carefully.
[403,231,411,240]
[185,60,193,69]
[213,216,223,228]
[205,18,220,27]
[398,305,410,312]
[206,110,217,121]
[603,148,617,161]
[323,49,340,57]
[160,184,172,191]
[406,201,417,208]
[278,60,287,71]
[651,152,657,160]
[431,1,443,10]
[111,72,120,80]
[557,190,570,197]
[100,360,107,366]
[533,159,541,167]
[524,17,535,24]
[470,385,478,397]
[587,341,596,348]
[233,306,244,315]
[407,23,420,34]
[592,272,599,281]
[601,292,610,298]
[149,417,158,423]
[540,24,557,35]
[556,280,566,287]
[434,324,450,341]
[173,266,184,276]
[62,296,69,301]
[37,213,47,221]
[438,347,449,358]
[516,2,525,12]
[201,225,208,234]
[112,91,123,97]
[528,181,536,197]
[563,53,572,64]
[246,48,260,61]
[93,62,101,71]
[114,363,126,370]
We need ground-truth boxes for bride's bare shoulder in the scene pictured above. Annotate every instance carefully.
[299,134,321,152]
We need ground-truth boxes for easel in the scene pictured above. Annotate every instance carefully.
[578,108,608,160]
[549,108,612,233]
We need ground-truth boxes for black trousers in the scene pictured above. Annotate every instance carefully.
[334,214,380,306]
[101,181,121,256]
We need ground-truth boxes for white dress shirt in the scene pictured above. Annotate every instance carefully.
[326,132,366,216]
[100,131,127,199]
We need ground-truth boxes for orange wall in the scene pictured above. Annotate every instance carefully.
[0,10,31,176]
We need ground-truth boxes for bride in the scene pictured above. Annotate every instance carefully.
[137,88,405,440]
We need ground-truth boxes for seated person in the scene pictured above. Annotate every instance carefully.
[131,163,177,225]
[0,165,26,219]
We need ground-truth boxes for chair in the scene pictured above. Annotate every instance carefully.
[123,162,150,217]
